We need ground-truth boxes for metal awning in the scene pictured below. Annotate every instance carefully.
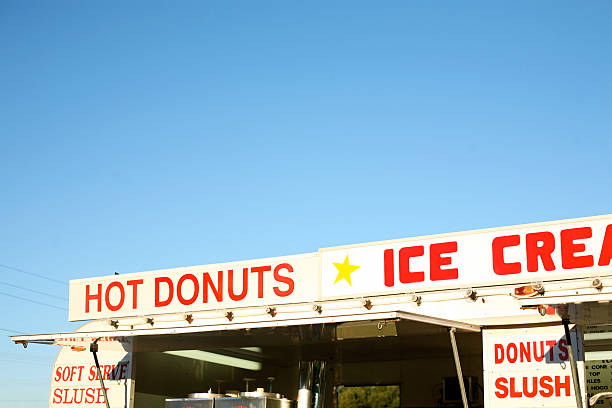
[11,309,479,347]
[11,309,480,408]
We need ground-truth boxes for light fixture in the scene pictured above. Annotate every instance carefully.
[164,350,262,371]
[593,278,604,291]
[265,306,277,317]
[532,282,545,295]
[225,311,234,321]
[406,292,422,306]
[522,304,554,316]
[146,318,154,326]
[514,283,545,297]
[312,304,322,314]
[361,298,373,310]
[109,320,119,329]
[464,288,477,301]
[185,314,194,324]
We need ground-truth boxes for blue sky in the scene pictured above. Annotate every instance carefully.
[1,1,611,406]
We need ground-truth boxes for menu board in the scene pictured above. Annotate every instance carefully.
[585,359,612,407]
[583,304,612,407]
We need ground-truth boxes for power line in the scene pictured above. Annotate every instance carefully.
[0,358,49,366]
[0,281,66,300]
[0,291,67,311]
[0,401,49,403]
[0,327,25,334]
[0,263,65,285]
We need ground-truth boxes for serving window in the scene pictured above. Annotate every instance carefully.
[129,319,482,408]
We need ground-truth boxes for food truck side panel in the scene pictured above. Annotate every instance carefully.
[49,336,133,408]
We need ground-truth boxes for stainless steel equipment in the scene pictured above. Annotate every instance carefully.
[188,393,227,399]
[165,398,215,408]
[215,390,294,408]
[241,391,281,398]
[165,392,226,408]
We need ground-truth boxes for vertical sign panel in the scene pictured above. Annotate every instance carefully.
[483,325,585,408]
[49,337,133,408]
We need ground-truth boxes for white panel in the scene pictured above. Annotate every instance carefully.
[69,253,319,321]
[483,325,585,408]
[320,215,612,299]
[49,336,133,408]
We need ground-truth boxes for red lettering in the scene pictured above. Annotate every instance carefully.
[509,377,522,397]
[126,279,143,309]
[539,376,554,397]
[74,388,85,404]
[65,387,74,404]
[110,365,119,380]
[177,274,199,305]
[62,366,70,381]
[53,388,62,403]
[228,268,249,301]
[251,266,271,298]
[526,232,556,272]
[96,388,108,404]
[54,366,62,382]
[494,344,504,364]
[493,235,521,275]
[523,376,537,398]
[120,363,128,380]
[273,263,294,297]
[85,388,96,403]
[85,283,102,313]
[519,342,531,362]
[399,246,425,283]
[561,227,594,269]
[558,339,568,361]
[105,281,125,311]
[88,366,96,381]
[103,364,112,380]
[533,341,545,362]
[555,375,571,397]
[155,277,173,307]
[507,343,517,363]
[494,377,508,398]
[545,340,557,362]
[203,271,223,303]
[599,225,612,266]
[384,249,394,287]
[430,242,458,281]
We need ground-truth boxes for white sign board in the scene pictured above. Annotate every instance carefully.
[69,253,319,321]
[69,215,612,321]
[320,215,612,299]
[49,337,133,408]
[483,325,585,408]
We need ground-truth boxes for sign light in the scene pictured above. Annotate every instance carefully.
[164,350,262,371]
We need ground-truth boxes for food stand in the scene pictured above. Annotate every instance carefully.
[11,214,612,408]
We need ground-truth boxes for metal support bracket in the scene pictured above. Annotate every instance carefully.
[448,327,469,408]
[90,338,111,408]
[562,318,584,408]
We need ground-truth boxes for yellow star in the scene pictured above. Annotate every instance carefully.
[333,255,360,286]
